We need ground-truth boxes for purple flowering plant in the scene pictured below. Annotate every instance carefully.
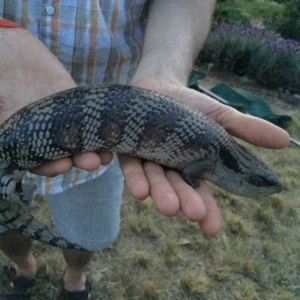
[198,22,300,93]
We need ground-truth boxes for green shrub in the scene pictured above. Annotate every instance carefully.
[277,0,300,41]
[214,0,284,30]
[215,0,285,25]
[198,23,300,93]
[214,3,250,24]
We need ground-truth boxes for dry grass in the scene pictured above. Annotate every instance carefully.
[0,74,299,299]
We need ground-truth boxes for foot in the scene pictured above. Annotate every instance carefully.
[62,248,94,298]
[0,266,35,300]
[63,271,87,292]
[63,276,91,300]
[12,254,37,280]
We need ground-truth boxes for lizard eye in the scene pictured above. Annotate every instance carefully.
[248,173,278,188]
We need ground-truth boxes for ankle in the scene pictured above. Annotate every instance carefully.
[63,270,87,292]
[14,253,37,279]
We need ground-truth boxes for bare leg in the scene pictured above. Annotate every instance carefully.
[62,249,94,292]
[0,230,37,279]
[0,230,93,292]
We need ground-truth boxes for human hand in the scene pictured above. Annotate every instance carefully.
[119,79,290,236]
[0,28,112,176]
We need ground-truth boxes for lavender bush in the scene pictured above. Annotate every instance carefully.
[198,23,300,93]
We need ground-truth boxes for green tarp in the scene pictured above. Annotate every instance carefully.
[189,71,292,129]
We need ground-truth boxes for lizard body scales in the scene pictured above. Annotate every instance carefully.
[0,85,282,249]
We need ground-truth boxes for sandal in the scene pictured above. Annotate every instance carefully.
[0,266,35,300]
[63,280,92,300]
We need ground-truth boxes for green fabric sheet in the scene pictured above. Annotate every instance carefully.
[189,72,292,129]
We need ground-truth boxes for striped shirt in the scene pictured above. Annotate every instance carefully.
[0,0,148,194]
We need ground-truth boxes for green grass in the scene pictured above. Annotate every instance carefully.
[214,0,285,26]
[234,0,285,20]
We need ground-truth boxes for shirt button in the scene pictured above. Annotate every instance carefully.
[45,5,55,16]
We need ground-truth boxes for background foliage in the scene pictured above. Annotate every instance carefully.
[198,0,300,94]
[198,23,300,93]
[214,0,300,40]
[277,0,300,40]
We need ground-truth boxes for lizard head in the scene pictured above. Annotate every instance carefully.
[204,143,283,197]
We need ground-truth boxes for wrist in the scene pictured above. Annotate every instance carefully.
[132,55,192,88]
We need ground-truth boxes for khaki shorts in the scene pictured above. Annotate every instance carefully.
[0,161,124,251]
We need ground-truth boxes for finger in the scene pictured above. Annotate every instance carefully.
[216,107,290,149]
[118,154,149,200]
[143,162,180,216]
[98,151,113,165]
[72,151,113,170]
[195,181,223,236]
[159,87,290,149]
[31,157,73,176]
[166,170,206,221]
[71,151,102,171]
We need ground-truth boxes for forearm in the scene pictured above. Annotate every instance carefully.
[133,0,216,86]
[0,27,75,121]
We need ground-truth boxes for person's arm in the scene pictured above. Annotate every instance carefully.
[133,0,288,147]
[134,0,215,87]
[119,0,290,235]
[0,25,112,174]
